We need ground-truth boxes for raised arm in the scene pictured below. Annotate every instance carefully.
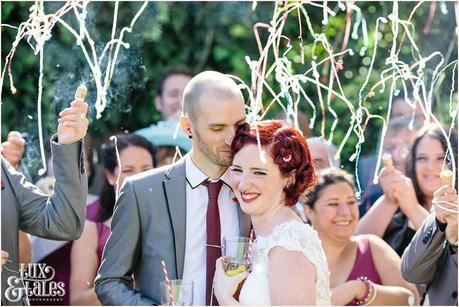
[94,179,155,305]
[356,195,398,236]
[8,100,89,240]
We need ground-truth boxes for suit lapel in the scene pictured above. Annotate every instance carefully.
[163,159,187,279]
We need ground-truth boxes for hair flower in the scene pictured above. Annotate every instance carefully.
[283,154,292,163]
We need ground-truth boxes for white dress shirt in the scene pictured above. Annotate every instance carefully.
[182,153,240,305]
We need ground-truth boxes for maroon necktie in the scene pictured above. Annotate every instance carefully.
[204,180,223,305]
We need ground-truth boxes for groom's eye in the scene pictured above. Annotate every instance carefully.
[210,126,224,132]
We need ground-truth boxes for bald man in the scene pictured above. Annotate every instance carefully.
[306,137,340,172]
[95,71,251,305]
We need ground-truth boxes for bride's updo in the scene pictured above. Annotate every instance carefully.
[231,120,316,207]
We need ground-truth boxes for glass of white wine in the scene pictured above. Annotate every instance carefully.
[222,236,253,276]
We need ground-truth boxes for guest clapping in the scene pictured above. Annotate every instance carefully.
[356,124,458,255]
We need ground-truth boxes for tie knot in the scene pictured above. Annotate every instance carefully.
[203,180,223,200]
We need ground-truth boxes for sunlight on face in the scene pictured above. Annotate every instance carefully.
[192,93,246,167]
[230,144,289,217]
[307,182,359,241]
[415,136,446,198]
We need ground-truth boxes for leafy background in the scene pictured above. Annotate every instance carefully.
[1,1,457,179]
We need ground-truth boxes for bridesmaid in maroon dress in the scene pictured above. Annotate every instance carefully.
[303,168,420,306]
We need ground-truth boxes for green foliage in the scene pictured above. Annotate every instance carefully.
[1,1,457,177]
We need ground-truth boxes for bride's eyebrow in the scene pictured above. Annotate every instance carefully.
[249,167,269,171]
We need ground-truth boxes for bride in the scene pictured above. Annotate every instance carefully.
[213,120,331,305]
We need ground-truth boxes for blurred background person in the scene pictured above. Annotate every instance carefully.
[70,133,156,305]
[359,117,419,216]
[303,168,419,305]
[307,137,340,172]
[358,94,425,195]
[356,124,458,256]
[390,96,425,126]
[294,136,340,222]
[401,184,458,305]
[154,68,192,122]
[136,68,193,152]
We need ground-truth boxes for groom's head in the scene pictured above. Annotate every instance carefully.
[180,71,246,167]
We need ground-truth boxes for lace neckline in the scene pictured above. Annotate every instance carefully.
[257,219,305,239]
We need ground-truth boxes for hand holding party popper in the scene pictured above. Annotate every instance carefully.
[382,153,394,170]
[440,169,453,187]
[57,85,89,144]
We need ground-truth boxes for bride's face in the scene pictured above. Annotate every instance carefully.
[230,144,289,217]
[306,182,359,241]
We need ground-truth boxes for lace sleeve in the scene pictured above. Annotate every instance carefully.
[267,222,328,271]
[266,221,331,305]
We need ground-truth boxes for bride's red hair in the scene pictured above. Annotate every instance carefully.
[231,120,316,207]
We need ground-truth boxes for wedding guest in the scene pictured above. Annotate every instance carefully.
[356,124,457,255]
[303,168,419,305]
[1,99,89,305]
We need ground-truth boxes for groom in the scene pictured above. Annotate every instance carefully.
[94,71,251,305]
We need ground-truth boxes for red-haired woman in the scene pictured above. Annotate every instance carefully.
[213,120,331,305]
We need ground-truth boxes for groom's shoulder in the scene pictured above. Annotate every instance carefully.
[128,157,186,186]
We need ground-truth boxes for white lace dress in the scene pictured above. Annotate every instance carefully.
[238,221,331,305]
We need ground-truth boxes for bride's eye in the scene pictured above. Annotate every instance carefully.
[254,171,267,176]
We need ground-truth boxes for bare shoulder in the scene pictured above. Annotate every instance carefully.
[365,234,395,254]
[269,245,316,271]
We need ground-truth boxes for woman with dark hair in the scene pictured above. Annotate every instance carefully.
[357,124,458,256]
[69,133,156,305]
[303,168,419,305]
[213,120,331,305]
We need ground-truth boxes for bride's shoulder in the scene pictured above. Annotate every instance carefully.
[269,220,322,250]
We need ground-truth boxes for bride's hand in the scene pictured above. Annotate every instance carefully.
[213,257,248,305]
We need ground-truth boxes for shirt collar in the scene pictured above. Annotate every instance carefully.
[185,152,232,189]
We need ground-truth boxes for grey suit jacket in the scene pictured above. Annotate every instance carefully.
[1,138,87,305]
[94,157,251,305]
[401,213,458,306]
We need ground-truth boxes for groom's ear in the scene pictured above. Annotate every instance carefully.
[180,113,192,139]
